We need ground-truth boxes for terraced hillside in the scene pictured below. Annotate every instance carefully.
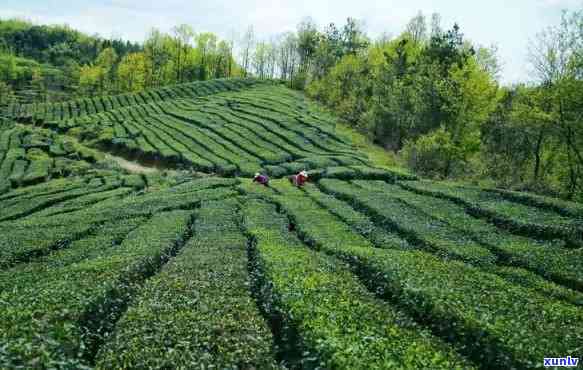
[11,78,370,177]
[1,78,582,369]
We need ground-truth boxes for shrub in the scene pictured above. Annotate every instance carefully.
[401,127,463,178]
[242,198,472,369]
[257,180,583,368]
[97,199,279,369]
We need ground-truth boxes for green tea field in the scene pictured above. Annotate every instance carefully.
[1,79,582,369]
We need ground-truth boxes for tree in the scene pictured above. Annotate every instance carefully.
[360,36,427,150]
[308,53,371,125]
[528,8,583,198]
[117,52,148,92]
[430,13,442,39]
[267,38,278,78]
[475,45,501,81]
[241,26,255,77]
[172,24,195,83]
[297,17,319,76]
[214,40,233,78]
[253,41,269,79]
[194,32,217,80]
[405,11,427,44]
[342,18,369,55]
[312,23,343,79]
[144,28,172,87]
[277,32,298,83]
[95,47,118,92]
[424,23,473,74]
[441,57,500,176]
[78,64,104,96]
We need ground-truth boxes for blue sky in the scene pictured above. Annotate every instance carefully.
[1,0,581,84]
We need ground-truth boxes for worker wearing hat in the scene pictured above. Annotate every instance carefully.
[290,170,309,187]
[253,172,270,186]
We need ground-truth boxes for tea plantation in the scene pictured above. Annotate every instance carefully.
[0,78,581,369]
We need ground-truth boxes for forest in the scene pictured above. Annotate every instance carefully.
[0,8,582,201]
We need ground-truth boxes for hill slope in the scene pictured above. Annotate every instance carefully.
[0,78,582,369]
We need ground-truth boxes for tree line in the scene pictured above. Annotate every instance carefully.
[268,11,581,201]
[0,20,240,105]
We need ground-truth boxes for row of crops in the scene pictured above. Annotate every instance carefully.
[1,170,581,368]
[240,178,583,368]
[0,123,103,194]
[10,81,378,177]
[8,78,263,123]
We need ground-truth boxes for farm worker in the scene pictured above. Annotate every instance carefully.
[253,172,270,186]
[290,170,309,187]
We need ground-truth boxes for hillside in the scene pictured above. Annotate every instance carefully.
[0,78,582,369]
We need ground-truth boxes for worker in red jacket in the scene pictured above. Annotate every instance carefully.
[253,172,270,186]
[290,170,309,187]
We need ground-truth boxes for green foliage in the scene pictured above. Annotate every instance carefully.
[121,174,146,190]
[0,17,242,106]
[1,11,583,363]
[302,183,412,249]
[11,82,374,179]
[307,54,370,124]
[402,127,461,178]
[242,197,472,369]
[247,179,583,368]
[350,248,583,368]
[384,180,583,290]
[298,10,583,200]
[0,217,147,368]
[0,125,103,192]
[0,210,191,367]
[117,52,148,93]
[403,180,583,247]
[97,199,279,369]
[484,186,583,219]
[318,179,497,265]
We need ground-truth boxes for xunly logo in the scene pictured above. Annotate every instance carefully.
[544,357,579,368]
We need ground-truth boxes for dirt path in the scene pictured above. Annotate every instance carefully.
[105,154,159,174]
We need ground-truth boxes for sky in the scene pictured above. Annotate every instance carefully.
[1,0,581,84]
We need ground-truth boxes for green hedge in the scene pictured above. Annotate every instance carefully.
[402,181,582,247]
[316,165,417,182]
[203,106,307,159]
[21,157,52,186]
[96,199,279,369]
[242,198,472,369]
[0,216,148,368]
[259,180,583,368]
[319,179,497,266]
[11,78,265,123]
[12,82,374,178]
[375,180,583,291]
[302,183,412,249]
[483,187,583,219]
[0,181,126,267]
[489,266,583,306]
[0,176,238,269]
[0,177,120,223]
[32,187,134,218]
